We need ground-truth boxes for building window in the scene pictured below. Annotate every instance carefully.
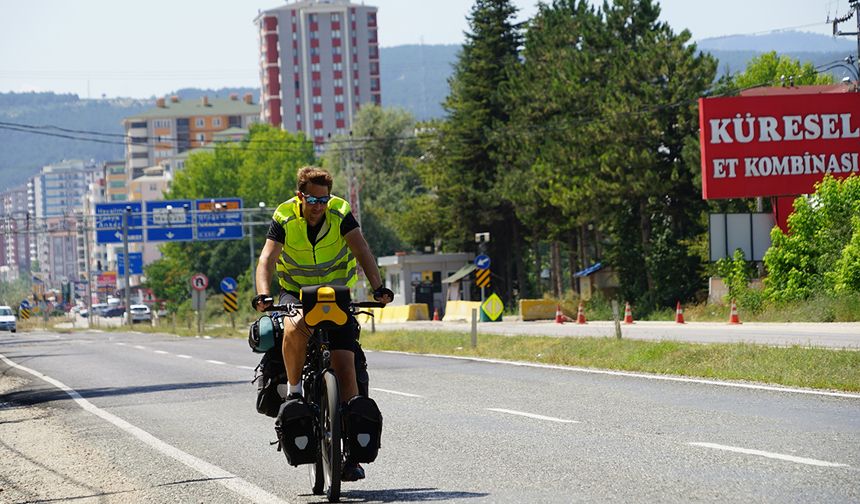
[154,119,170,129]
[333,79,343,87]
[312,96,322,105]
[294,65,299,73]
[369,46,379,58]
[314,128,324,137]
[312,63,320,72]
[335,111,344,120]
[309,13,318,23]
[312,79,321,88]
[292,32,297,40]
[333,62,343,72]
[310,30,319,39]
[332,30,341,39]
[212,118,222,127]
[370,78,380,91]
[196,133,205,142]
[331,13,340,22]
[195,118,205,127]
[334,95,344,103]
[332,46,342,55]
[370,61,379,75]
[313,112,323,121]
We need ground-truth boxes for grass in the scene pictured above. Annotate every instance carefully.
[360,330,860,392]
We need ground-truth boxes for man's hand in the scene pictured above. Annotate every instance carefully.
[251,294,272,312]
[372,286,394,305]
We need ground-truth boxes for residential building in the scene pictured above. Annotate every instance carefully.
[103,160,128,202]
[122,94,260,181]
[256,0,381,145]
[27,160,100,285]
[0,185,30,280]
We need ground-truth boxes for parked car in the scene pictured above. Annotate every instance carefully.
[102,306,126,318]
[129,304,152,323]
[0,306,16,333]
[91,303,109,317]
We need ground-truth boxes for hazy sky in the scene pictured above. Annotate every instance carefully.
[0,0,849,98]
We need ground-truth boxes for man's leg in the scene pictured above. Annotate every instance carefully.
[331,349,358,401]
[282,315,311,393]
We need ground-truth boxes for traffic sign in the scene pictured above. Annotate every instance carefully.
[223,292,239,313]
[196,198,244,241]
[481,293,504,322]
[475,268,491,288]
[146,200,193,242]
[116,252,143,276]
[20,299,30,309]
[95,203,143,244]
[220,277,238,293]
[475,254,491,270]
[190,273,209,291]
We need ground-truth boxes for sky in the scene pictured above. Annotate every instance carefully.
[0,0,851,99]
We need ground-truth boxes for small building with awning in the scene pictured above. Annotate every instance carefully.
[574,262,620,300]
[377,252,475,315]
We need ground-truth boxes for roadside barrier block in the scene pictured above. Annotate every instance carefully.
[443,301,482,322]
[356,303,429,324]
[519,299,558,321]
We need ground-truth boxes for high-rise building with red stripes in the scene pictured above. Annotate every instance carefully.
[256,0,381,146]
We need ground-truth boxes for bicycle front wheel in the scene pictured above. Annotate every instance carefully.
[321,370,342,502]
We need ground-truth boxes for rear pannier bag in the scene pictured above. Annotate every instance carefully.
[344,395,383,463]
[276,399,317,466]
[253,348,286,418]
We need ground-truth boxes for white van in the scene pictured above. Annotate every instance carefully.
[0,305,17,333]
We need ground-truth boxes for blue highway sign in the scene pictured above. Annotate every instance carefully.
[95,203,143,244]
[146,200,193,242]
[220,277,238,293]
[475,254,491,270]
[117,252,143,276]
[196,198,244,241]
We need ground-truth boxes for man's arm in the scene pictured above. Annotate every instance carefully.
[254,239,283,310]
[344,228,383,291]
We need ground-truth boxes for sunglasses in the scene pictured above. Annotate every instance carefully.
[302,193,332,205]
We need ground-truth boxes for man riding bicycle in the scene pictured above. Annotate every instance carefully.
[252,166,392,482]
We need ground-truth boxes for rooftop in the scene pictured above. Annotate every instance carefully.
[125,96,259,121]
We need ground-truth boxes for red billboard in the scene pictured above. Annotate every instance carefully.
[699,92,860,199]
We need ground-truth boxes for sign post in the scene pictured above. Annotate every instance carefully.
[190,273,208,335]
[220,277,238,329]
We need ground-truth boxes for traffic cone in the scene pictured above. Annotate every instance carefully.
[555,304,566,324]
[432,308,440,321]
[623,302,634,324]
[728,299,742,325]
[576,301,587,324]
[674,301,686,324]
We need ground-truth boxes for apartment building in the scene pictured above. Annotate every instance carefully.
[122,94,260,181]
[256,0,381,145]
[0,185,30,280]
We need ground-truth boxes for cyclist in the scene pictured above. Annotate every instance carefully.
[252,166,392,482]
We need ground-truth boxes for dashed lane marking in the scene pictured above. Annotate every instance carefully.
[487,408,579,424]
[688,442,849,468]
[205,360,226,365]
[371,387,423,398]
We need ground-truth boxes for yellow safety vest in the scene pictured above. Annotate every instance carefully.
[272,196,357,292]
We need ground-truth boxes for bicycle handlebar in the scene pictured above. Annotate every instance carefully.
[260,297,386,313]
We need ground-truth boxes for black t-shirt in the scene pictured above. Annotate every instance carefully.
[266,209,359,245]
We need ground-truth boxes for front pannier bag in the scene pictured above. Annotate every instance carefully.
[276,399,317,466]
[344,395,383,463]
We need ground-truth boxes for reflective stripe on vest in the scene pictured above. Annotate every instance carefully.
[272,196,357,292]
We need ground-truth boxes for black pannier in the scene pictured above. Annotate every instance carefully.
[344,395,383,463]
[253,348,286,418]
[275,399,317,466]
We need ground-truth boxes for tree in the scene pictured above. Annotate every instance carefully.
[732,51,833,91]
[144,125,315,310]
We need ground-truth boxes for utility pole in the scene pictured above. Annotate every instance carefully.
[833,0,860,78]
[82,213,93,329]
[122,206,132,327]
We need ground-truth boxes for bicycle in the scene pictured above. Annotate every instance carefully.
[256,285,384,502]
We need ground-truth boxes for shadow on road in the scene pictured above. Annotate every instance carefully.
[2,380,246,407]
[310,487,489,502]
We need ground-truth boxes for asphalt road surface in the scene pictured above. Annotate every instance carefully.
[1,329,858,503]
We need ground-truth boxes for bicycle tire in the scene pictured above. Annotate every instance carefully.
[321,370,342,502]
[309,449,324,495]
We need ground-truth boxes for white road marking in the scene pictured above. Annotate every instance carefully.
[176,354,192,359]
[379,351,860,400]
[0,353,288,504]
[487,408,579,424]
[371,387,423,398]
[688,442,849,468]
[133,345,146,350]
[206,360,226,365]
[153,350,169,355]
[115,342,127,346]
[237,365,256,371]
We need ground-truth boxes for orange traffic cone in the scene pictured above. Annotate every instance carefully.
[576,301,587,324]
[675,301,686,324]
[555,304,566,324]
[623,302,634,324]
[433,308,441,321]
[728,299,742,324]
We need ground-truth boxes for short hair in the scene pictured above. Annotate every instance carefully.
[296,166,333,193]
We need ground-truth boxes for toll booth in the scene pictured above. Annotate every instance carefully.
[377,252,475,315]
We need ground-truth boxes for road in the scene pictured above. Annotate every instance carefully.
[1,329,858,503]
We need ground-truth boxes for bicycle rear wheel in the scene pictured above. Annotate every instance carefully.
[321,370,342,502]
[309,449,324,495]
